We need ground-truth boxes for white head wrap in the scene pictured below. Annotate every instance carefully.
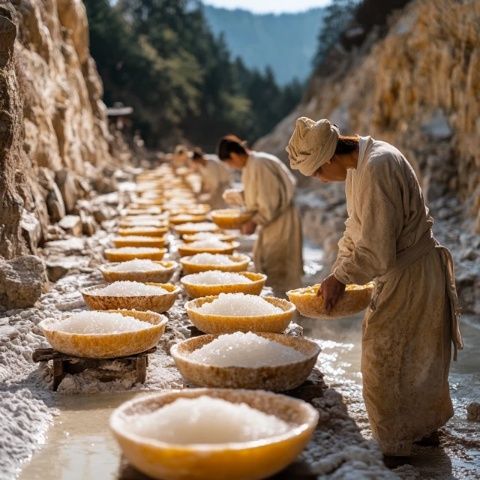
[286,117,339,176]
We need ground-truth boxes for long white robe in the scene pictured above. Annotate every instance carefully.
[333,137,463,455]
[198,155,232,209]
[242,151,303,296]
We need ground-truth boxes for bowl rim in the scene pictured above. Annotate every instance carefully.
[104,247,167,255]
[179,241,240,252]
[39,309,168,338]
[180,271,266,288]
[185,295,296,318]
[170,332,321,370]
[110,388,319,451]
[287,281,375,297]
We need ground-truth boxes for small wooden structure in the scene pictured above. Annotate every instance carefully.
[32,347,156,391]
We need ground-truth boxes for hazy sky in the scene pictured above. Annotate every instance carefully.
[202,0,331,14]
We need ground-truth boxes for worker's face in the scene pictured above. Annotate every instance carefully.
[225,152,245,170]
[314,156,347,182]
[174,152,189,165]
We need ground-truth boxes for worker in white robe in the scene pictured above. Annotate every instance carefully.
[190,148,232,209]
[218,135,303,296]
[286,117,463,457]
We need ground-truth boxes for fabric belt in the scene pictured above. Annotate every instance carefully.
[380,230,463,360]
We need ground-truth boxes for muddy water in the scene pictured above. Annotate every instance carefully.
[20,245,480,479]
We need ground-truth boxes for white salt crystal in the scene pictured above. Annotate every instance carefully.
[196,293,282,316]
[183,271,250,285]
[190,332,305,367]
[112,247,160,254]
[188,232,222,240]
[130,396,289,444]
[116,235,164,242]
[108,260,166,273]
[187,253,235,265]
[51,311,150,334]
[121,227,164,234]
[90,281,168,297]
[177,222,217,232]
[188,239,229,249]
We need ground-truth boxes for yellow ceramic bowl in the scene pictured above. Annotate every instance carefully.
[126,207,164,216]
[104,248,167,262]
[181,272,266,298]
[118,226,168,237]
[39,310,167,358]
[185,295,295,334]
[99,261,178,284]
[174,223,219,237]
[171,333,320,391]
[178,241,239,257]
[180,254,250,274]
[210,209,253,230]
[113,236,168,249]
[182,233,237,243]
[82,283,180,313]
[287,282,375,319]
[170,214,208,225]
[110,388,318,480]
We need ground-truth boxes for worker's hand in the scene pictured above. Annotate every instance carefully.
[318,274,346,313]
[223,189,244,206]
[241,220,257,235]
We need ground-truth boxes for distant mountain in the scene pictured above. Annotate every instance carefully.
[202,5,325,85]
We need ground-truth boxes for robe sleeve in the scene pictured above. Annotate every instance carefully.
[333,157,403,285]
[332,219,355,270]
[244,160,290,226]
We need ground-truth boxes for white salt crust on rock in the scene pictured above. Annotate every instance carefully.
[189,332,306,367]
[108,260,166,272]
[50,311,151,334]
[187,253,235,265]
[90,281,168,297]
[129,396,289,444]
[183,271,251,285]
[196,293,282,316]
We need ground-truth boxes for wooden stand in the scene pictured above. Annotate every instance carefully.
[32,347,156,391]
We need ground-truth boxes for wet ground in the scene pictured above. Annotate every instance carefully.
[18,243,480,480]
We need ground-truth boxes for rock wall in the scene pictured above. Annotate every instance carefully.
[256,0,480,313]
[0,0,113,259]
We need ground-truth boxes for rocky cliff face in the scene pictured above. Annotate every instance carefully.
[256,0,480,313]
[0,1,113,259]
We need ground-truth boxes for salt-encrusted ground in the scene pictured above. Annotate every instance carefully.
[1,198,479,479]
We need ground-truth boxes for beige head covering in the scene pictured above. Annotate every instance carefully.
[286,117,339,176]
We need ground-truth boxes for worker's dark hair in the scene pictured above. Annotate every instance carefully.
[335,135,359,155]
[191,147,204,161]
[217,135,248,161]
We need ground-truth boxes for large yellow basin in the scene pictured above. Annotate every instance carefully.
[185,295,295,334]
[178,241,239,257]
[171,333,320,391]
[180,254,250,274]
[110,388,318,480]
[287,282,375,319]
[210,209,253,230]
[82,283,180,313]
[99,261,178,284]
[39,309,167,358]
[181,272,266,298]
[104,247,167,262]
[113,236,168,249]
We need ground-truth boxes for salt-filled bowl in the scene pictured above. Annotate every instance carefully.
[182,232,237,243]
[112,235,168,249]
[170,214,208,225]
[118,217,169,229]
[104,247,167,262]
[181,271,266,298]
[178,241,239,257]
[81,282,180,313]
[99,260,178,284]
[287,282,375,319]
[39,309,167,358]
[126,206,164,216]
[110,388,318,480]
[118,226,168,237]
[185,294,296,334]
[180,253,250,274]
[210,209,254,230]
[174,222,219,237]
[171,332,320,391]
